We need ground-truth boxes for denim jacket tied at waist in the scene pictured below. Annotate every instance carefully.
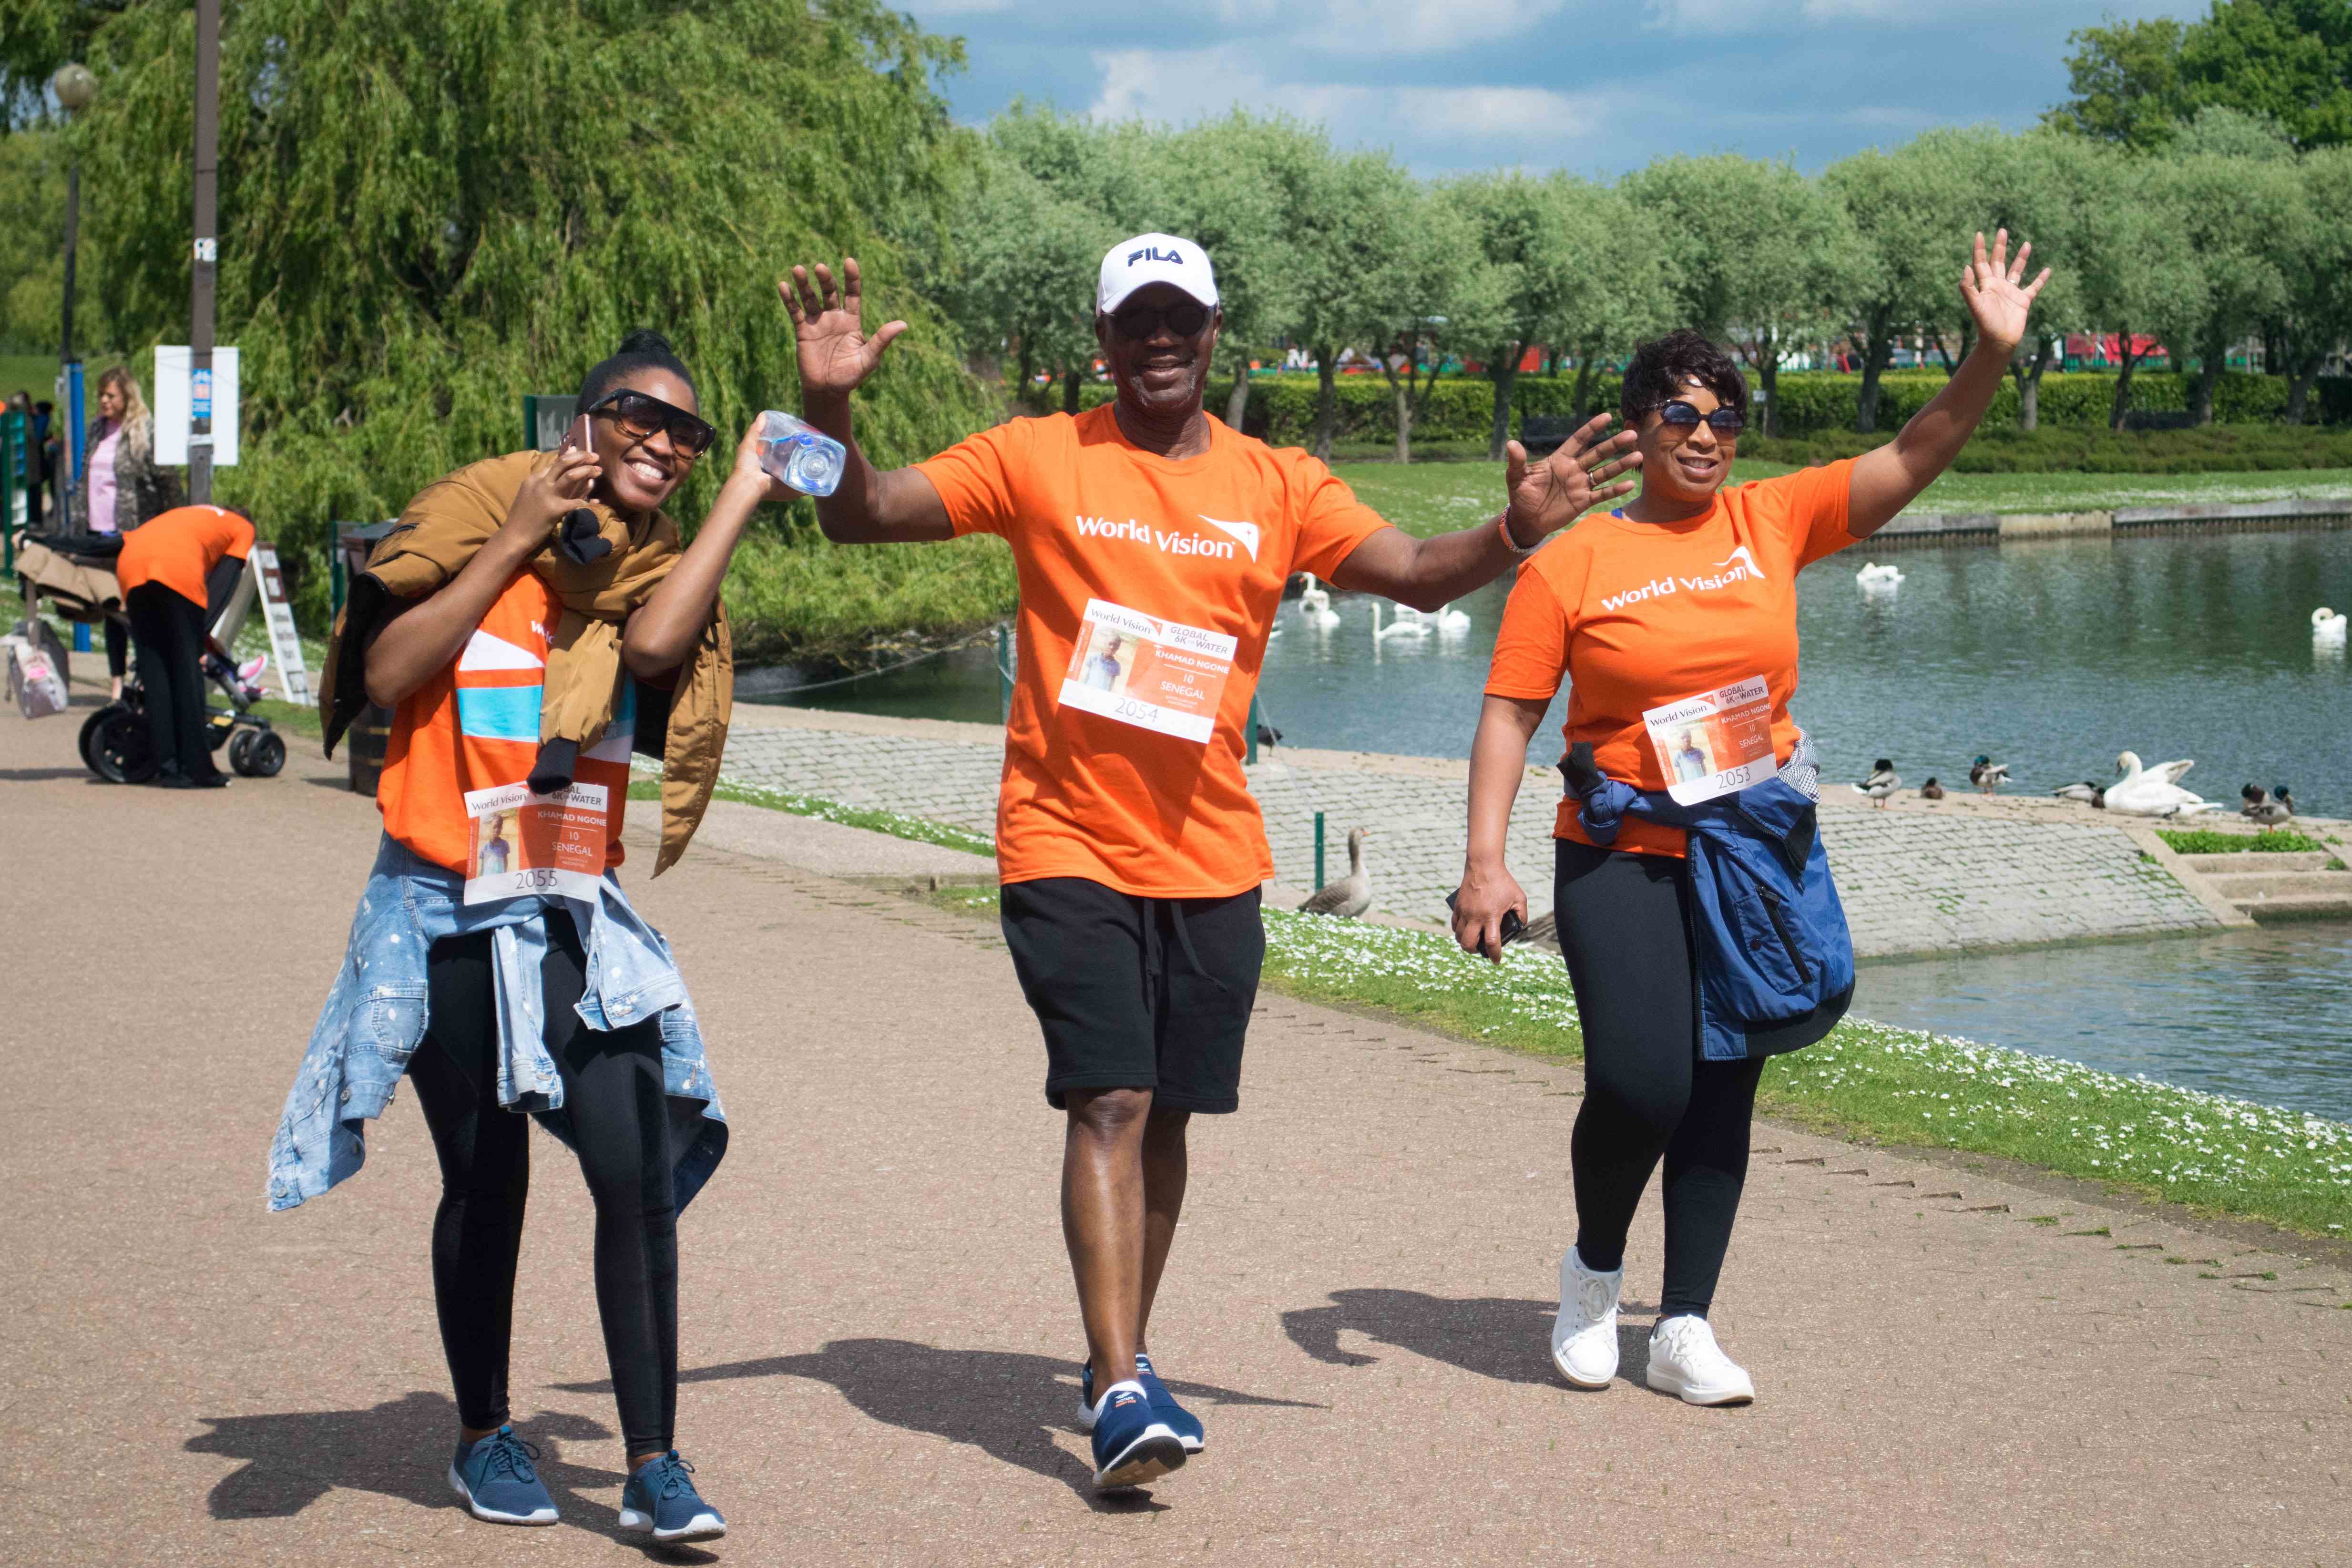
[267,834,727,1212]
[1566,733,1854,1062]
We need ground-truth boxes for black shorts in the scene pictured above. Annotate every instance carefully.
[999,878,1265,1114]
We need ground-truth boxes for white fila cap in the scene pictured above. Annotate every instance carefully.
[1097,232,1219,315]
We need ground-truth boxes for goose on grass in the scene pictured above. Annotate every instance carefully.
[1298,827,1372,918]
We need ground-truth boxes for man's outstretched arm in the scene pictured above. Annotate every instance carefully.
[1328,413,1638,612]
[782,259,954,543]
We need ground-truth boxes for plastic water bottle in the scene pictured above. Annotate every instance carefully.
[756,410,846,497]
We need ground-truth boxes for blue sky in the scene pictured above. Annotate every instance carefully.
[900,0,2204,176]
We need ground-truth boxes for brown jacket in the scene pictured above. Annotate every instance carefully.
[318,450,732,874]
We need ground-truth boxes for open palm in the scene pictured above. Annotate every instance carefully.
[1961,228,2050,356]
[781,258,908,399]
[1504,414,1641,540]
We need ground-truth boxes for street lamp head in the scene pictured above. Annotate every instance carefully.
[52,63,96,113]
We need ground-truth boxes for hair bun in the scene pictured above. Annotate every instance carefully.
[615,328,675,357]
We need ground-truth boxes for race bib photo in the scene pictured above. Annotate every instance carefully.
[1058,598,1238,745]
[462,779,611,905]
[1643,675,1777,805]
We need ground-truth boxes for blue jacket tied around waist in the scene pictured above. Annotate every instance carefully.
[1566,735,1854,1062]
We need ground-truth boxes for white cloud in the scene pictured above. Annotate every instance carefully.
[1088,45,1601,156]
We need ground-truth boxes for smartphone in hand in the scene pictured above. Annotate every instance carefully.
[1445,890,1525,946]
[562,412,593,457]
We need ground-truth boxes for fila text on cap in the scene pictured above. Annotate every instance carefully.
[1098,233,1219,315]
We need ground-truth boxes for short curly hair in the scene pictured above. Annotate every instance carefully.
[1619,329,1749,427]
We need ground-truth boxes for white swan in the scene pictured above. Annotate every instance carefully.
[1302,601,1340,632]
[1436,603,1471,635]
[1372,604,1431,641]
[2315,606,2348,646]
[1298,574,1333,615]
[2106,750,2221,817]
[1856,561,1904,590]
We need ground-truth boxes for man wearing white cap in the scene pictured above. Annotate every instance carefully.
[780,238,1637,1490]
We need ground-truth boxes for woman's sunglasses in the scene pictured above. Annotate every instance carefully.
[589,389,716,457]
[1657,399,1745,436]
[1110,300,1212,340]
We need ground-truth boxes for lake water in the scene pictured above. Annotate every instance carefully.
[762,527,2352,815]
[1856,923,2352,1122]
[753,525,2352,1118]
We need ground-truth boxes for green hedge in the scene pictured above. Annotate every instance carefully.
[1744,423,2352,473]
[1022,368,2345,442]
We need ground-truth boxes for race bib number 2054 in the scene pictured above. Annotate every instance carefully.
[1058,598,1238,745]
[462,780,610,905]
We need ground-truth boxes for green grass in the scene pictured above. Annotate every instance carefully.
[926,884,2352,1241]
[626,775,995,856]
[0,354,62,401]
[1329,455,2352,536]
[2157,827,2335,855]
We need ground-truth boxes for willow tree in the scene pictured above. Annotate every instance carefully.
[53,0,1001,650]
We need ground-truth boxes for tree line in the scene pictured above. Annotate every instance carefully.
[948,103,2352,462]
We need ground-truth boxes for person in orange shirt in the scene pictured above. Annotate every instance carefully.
[1452,231,2050,1408]
[779,236,1640,1488]
[114,502,256,788]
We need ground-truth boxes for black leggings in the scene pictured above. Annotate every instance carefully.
[104,616,128,680]
[407,916,679,1455]
[124,584,215,781]
[1555,840,1764,1319]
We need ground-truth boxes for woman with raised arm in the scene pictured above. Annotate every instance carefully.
[1450,232,2048,1407]
[269,330,792,1544]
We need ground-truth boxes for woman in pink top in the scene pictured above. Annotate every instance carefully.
[70,367,174,696]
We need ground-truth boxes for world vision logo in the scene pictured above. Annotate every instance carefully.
[1073,514,1241,561]
[1599,545,1769,611]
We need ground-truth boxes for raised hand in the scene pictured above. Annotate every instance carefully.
[1961,228,2050,356]
[780,258,908,400]
[1503,413,1641,543]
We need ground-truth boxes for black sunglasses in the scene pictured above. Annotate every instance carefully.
[1110,300,1212,340]
[590,389,716,457]
[1657,399,1744,436]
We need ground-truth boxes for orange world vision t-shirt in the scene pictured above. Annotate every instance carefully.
[114,504,255,607]
[917,405,1393,896]
[1483,460,1860,859]
[375,570,634,876]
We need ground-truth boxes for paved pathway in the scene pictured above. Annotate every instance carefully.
[722,707,2225,955]
[6,698,2349,1566]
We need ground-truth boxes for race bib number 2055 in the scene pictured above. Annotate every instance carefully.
[462,780,610,905]
[1058,598,1238,745]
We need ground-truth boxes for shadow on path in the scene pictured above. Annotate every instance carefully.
[1282,1289,1661,1388]
[183,1390,703,1551]
[555,1339,1321,1511]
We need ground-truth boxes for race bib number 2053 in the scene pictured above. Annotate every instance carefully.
[1058,598,1238,745]
[1643,675,1777,805]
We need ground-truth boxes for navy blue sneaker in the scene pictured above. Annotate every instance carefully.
[618,1451,726,1544]
[447,1426,557,1526]
[1134,1353,1206,1454]
[1077,1356,1206,1454]
[1089,1382,1185,1490]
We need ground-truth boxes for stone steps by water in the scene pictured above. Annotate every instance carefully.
[2176,851,2352,921]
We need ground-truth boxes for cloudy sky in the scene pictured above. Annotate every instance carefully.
[900,0,2201,176]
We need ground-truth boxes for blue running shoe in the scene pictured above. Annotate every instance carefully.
[447,1426,557,1526]
[1089,1382,1185,1490]
[1077,1357,1207,1454]
[618,1451,726,1544]
[1134,1353,1206,1454]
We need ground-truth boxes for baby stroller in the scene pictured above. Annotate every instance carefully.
[80,642,286,783]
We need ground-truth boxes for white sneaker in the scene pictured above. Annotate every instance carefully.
[1550,1247,1622,1388]
[1645,1315,1756,1406]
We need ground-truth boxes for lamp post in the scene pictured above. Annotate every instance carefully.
[189,0,220,505]
[51,63,93,367]
[51,62,95,526]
